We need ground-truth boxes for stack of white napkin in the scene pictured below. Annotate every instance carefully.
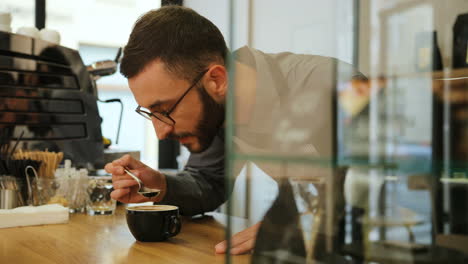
[0,204,69,229]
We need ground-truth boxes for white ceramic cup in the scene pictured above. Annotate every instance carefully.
[0,24,12,33]
[0,12,12,25]
[39,28,60,44]
[0,12,12,33]
[16,26,40,38]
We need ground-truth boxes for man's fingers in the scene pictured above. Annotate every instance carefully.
[113,154,145,170]
[229,231,252,247]
[216,238,256,255]
[104,163,113,174]
[110,188,130,201]
[230,238,255,255]
[105,162,126,176]
[215,237,248,254]
[112,174,133,182]
[112,179,139,190]
[115,166,126,175]
[215,240,227,254]
[229,222,262,246]
[215,236,248,254]
[108,162,141,181]
[110,155,146,180]
[215,222,262,254]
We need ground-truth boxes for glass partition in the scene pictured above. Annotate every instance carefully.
[226,0,468,263]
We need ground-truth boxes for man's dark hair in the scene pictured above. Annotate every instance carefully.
[120,6,228,81]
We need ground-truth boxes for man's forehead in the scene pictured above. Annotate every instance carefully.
[128,60,186,107]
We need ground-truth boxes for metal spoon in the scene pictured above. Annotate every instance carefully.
[123,168,160,198]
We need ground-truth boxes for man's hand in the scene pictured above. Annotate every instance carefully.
[214,222,262,255]
[104,154,166,203]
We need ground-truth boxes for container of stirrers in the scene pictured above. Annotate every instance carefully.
[64,175,89,213]
[32,177,62,206]
[13,150,63,178]
[0,189,19,209]
[32,175,89,212]
[0,176,23,209]
[4,159,41,205]
[31,161,90,213]
[11,150,64,206]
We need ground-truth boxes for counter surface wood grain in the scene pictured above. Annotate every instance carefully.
[0,205,251,264]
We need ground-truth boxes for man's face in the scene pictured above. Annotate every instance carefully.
[128,60,224,153]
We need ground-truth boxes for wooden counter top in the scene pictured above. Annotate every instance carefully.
[0,206,252,264]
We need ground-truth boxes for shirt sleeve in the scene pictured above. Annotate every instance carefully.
[156,130,226,216]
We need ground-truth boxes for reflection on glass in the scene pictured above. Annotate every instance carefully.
[227,0,468,263]
[289,178,321,262]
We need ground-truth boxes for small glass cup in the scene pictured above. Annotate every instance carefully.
[86,176,116,215]
[33,177,61,206]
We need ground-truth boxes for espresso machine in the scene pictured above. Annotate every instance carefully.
[0,30,106,170]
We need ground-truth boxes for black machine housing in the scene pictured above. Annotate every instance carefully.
[0,31,104,169]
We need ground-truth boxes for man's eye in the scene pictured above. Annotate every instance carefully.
[150,103,172,113]
[150,106,163,112]
[152,108,168,114]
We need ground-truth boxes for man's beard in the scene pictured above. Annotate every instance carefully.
[169,84,225,153]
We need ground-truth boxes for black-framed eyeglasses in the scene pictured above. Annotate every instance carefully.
[135,69,209,126]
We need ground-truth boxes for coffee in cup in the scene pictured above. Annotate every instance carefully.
[126,205,181,242]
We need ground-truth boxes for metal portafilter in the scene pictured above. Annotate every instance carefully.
[86,47,122,80]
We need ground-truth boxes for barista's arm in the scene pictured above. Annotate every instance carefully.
[156,130,227,216]
[158,161,226,216]
[107,131,228,215]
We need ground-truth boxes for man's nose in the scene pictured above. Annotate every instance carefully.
[152,119,174,140]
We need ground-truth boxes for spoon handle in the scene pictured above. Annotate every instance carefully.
[123,168,142,189]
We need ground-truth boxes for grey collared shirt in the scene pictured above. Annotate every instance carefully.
[158,128,226,216]
[157,46,364,216]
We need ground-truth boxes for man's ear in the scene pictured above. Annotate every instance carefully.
[203,65,228,103]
